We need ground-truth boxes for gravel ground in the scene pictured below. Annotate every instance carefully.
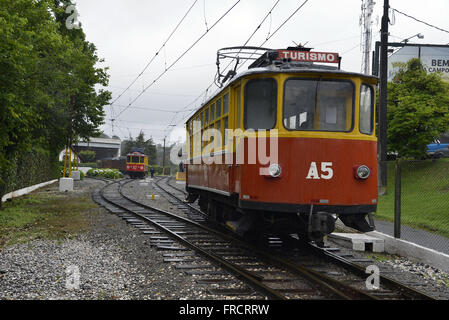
[1,177,448,300]
[0,178,221,300]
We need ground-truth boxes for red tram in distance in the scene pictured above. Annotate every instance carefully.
[126,151,148,178]
[184,46,378,244]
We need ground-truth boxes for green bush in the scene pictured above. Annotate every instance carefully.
[79,150,96,162]
[86,168,123,179]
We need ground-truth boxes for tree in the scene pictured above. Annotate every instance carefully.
[387,59,449,159]
[120,132,157,164]
[79,150,96,162]
[0,0,111,206]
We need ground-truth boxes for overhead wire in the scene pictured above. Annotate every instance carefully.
[114,0,241,120]
[108,0,199,108]
[392,8,449,36]
[168,0,311,136]
[163,0,283,138]
[233,0,311,74]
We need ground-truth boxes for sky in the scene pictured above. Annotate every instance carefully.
[73,0,449,144]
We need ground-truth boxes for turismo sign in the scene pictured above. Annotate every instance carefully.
[277,50,339,63]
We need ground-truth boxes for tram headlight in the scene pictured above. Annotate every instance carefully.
[268,163,282,178]
[355,165,370,179]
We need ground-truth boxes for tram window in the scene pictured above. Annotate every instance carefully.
[223,117,229,146]
[205,108,209,124]
[223,93,229,115]
[244,78,277,130]
[194,115,200,133]
[236,87,241,128]
[132,156,139,163]
[210,103,215,121]
[127,156,131,162]
[360,84,374,135]
[283,79,354,132]
[217,98,222,118]
[216,100,221,118]
[215,120,222,148]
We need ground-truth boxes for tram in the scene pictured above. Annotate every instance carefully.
[185,46,378,243]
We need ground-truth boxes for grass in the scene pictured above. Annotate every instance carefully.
[0,189,98,249]
[375,158,449,238]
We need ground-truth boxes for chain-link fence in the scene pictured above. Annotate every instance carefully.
[375,159,449,254]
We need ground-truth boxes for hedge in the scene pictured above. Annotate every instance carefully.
[1,150,59,198]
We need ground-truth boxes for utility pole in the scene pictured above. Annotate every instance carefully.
[162,137,166,176]
[378,0,389,192]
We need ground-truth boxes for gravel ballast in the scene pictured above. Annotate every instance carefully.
[0,179,214,300]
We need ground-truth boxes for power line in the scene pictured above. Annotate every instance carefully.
[234,0,311,72]
[165,0,311,140]
[115,0,241,120]
[392,8,449,35]
[108,0,199,108]
[168,0,281,133]
[108,86,199,97]
[263,0,309,44]
[114,104,196,113]
[215,0,281,86]
[142,0,282,140]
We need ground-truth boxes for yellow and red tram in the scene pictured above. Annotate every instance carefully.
[185,47,378,243]
[126,151,148,179]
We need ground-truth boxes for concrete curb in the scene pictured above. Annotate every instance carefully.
[367,230,449,273]
[1,179,58,203]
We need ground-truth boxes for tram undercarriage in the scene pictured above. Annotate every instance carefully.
[186,189,375,245]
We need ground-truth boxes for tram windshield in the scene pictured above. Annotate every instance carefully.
[283,79,354,132]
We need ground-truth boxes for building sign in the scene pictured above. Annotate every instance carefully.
[388,45,449,81]
[277,50,339,63]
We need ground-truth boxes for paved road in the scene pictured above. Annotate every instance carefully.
[374,219,449,255]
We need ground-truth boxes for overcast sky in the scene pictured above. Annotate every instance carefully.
[74,0,449,144]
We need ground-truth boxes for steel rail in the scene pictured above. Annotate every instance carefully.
[114,179,378,299]
[153,176,438,300]
[100,180,287,300]
[307,243,437,300]
[154,177,205,218]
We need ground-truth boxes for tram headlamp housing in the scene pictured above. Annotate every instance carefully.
[268,163,282,178]
[355,165,370,180]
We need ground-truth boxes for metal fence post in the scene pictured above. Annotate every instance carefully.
[394,160,401,238]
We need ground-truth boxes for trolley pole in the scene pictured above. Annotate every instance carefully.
[378,0,389,193]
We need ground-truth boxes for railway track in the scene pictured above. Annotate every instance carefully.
[92,177,437,300]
